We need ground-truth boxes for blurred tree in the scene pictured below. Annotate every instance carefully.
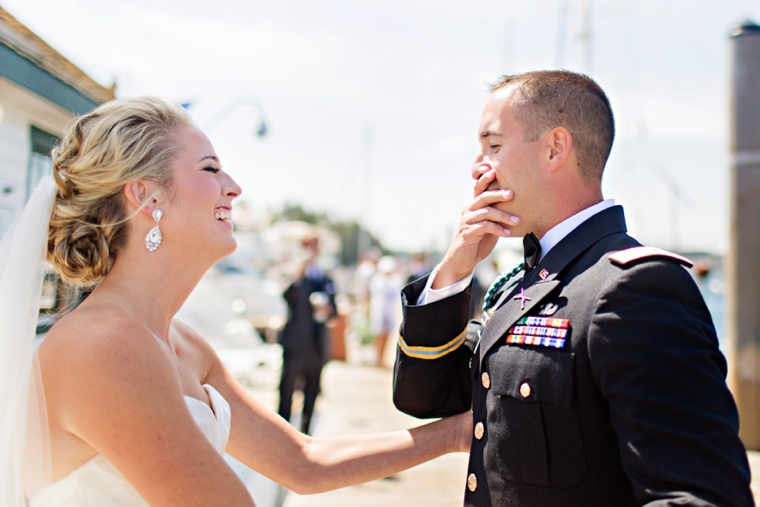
[274,204,327,225]
[272,204,387,265]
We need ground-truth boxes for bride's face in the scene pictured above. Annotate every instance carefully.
[162,127,242,262]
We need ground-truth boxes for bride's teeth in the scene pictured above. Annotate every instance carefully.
[214,210,232,221]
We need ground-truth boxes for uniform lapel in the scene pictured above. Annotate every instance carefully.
[478,277,560,365]
[478,205,628,367]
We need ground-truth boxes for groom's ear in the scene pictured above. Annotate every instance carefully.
[545,126,572,172]
[123,180,160,216]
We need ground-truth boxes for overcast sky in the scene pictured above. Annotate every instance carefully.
[6,0,760,253]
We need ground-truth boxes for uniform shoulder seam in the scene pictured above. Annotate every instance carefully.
[608,246,693,268]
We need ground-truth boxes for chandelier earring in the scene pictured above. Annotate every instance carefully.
[144,208,163,252]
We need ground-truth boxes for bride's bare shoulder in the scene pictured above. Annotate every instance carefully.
[47,300,139,337]
[39,302,165,373]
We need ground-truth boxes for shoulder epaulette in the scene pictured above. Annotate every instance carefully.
[608,246,693,268]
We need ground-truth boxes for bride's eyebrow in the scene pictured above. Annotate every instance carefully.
[198,155,219,163]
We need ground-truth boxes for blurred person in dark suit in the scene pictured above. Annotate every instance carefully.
[278,234,336,435]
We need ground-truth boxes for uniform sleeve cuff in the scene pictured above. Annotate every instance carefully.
[417,265,474,305]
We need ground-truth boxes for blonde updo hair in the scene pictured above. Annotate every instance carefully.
[47,97,194,287]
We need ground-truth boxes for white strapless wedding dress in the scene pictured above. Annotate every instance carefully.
[30,384,231,507]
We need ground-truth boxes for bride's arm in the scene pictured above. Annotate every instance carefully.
[195,330,472,494]
[41,312,256,507]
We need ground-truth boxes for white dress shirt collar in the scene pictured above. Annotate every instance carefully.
[538,199,616,261]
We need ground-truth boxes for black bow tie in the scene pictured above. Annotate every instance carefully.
[523,232,542,272]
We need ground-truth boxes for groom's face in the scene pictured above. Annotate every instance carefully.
[474,86,545,237]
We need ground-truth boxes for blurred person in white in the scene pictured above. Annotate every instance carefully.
[353,248,379,312]
[0,97,471,506]
[369,255,402,367]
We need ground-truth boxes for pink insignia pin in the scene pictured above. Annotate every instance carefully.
[539,268,549,280]
[512,288,532,310]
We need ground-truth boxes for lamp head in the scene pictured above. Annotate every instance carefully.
[256,121,268,138]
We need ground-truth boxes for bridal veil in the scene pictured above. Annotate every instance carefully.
[0,176,55,505]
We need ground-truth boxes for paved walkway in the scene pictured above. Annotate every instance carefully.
[282,362,469,507]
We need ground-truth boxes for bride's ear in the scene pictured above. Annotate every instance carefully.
[123,180,160,216]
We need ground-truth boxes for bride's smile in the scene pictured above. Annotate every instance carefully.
[214,208,232,223]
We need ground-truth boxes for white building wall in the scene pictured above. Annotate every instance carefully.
[0,77,72,238]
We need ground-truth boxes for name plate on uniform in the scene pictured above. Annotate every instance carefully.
[506,316,570,349]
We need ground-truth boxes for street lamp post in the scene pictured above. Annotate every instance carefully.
[194,96,269,138]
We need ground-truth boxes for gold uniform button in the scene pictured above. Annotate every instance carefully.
[474,422,484,440]
[467,473,478,492]
[520,382,531,398]
[481,372,491,389]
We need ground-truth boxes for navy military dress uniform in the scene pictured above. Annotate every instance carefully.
[393,206,752,506]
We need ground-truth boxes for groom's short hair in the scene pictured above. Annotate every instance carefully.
[490,70,615,183]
